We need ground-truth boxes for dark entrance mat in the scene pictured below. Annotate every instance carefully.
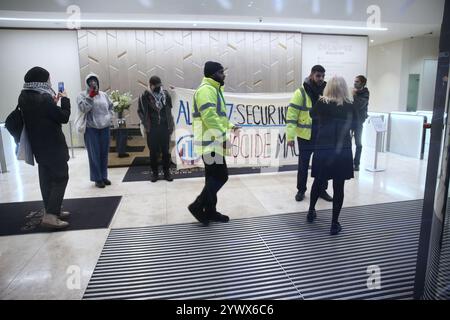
[84,200,422,300]
[0,196,122,236]
[109,146,145,153]
[122,157,297,182]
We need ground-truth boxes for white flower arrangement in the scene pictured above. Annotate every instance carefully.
[109,90,132,114]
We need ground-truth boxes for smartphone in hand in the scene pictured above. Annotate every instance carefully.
[58,82,65,93]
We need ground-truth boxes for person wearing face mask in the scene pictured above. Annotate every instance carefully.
[19,66,71,229]
[188,61,241,226]
[137,76,175,182]
[351,75,370,171]
[77,74,113,188]
[287,65,333,203]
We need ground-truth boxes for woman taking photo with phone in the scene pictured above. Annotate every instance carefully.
[77,73,114,188]
[18,66,71,229]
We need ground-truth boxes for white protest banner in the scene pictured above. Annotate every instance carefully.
[170,88,300,170]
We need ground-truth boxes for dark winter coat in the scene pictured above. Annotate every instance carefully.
[353,87,370,123]
[310,100,357,181]
[137,89,175,134]
[19,91,71,165]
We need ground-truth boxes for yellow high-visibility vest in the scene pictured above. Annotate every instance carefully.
[192,77,234,156]
[286,85,313,141]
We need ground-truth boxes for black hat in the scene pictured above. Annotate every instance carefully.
[149,76,162,86]
[311,65,326,73]
[204,61,224,77]
[24,66,50,83]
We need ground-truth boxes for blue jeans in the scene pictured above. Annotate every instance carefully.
[84,127,110,182]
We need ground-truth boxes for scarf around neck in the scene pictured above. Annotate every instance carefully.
[149,87,166,110]
[23,82,56,97]
[303,78,326,105]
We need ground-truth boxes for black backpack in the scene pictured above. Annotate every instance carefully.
[5,105,23,144]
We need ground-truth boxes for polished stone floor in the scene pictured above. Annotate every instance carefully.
[0,147,427,299]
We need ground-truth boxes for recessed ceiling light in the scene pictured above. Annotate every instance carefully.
[0,17,389,31]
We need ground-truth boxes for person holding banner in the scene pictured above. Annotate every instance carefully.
[287,65,333,203]
[188,61,240,226]
[307,76,357,235]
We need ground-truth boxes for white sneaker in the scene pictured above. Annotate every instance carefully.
[41,213,69,229]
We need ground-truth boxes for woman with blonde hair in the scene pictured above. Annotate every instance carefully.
[307,76,357,235]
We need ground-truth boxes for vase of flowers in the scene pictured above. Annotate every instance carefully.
[109,90,132,127]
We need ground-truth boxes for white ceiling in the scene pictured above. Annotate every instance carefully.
[0,0,445,45]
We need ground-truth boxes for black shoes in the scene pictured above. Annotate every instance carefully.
[330,222,342,235]
[95,181,105,188]
[209,211,230,223]
[164,170,173,182]
[354,165,360,172]
[188,202,209,226]
[95,180,111,188]
[306,209,317,223]
[118,153,130,158]
[319,191,333,202]
[295,191,305,202]
[150,172,159,183]
[151,171,173,182]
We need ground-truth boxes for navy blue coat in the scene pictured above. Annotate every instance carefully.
[310,100,356,181]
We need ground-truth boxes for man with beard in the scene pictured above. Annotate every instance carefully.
[287,65,333,203]
[352,75,370,171]
[188,61,240,226]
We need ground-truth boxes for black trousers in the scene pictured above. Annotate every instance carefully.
[147,124,171,173]
[297,137,328,193]
[352,124,364,166]
[38,162,69,215]
[195,153,229,215]
[309,178,345,223]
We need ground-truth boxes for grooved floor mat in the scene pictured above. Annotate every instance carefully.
[84,200,422,300]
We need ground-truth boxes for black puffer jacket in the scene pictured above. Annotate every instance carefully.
[353,87,370,123]
[19,91,71,165]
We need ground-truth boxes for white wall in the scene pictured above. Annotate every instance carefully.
[367,40,404,112]
[0,29,82,144]
[301,34,368,86]
[367,36,439,112]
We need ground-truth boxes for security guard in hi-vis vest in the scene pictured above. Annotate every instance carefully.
[188,61,241,226]
[286,65,333,203]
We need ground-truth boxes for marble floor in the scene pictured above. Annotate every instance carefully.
[0,147,427,299]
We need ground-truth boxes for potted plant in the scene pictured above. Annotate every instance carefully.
[109,90,132,124]
[109,90,132,157]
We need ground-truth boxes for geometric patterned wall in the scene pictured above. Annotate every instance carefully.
[77,29,302,126]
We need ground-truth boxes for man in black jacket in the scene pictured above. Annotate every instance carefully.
[352,75,370,171]
[138,76,175,182]
[19,66,71,229]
